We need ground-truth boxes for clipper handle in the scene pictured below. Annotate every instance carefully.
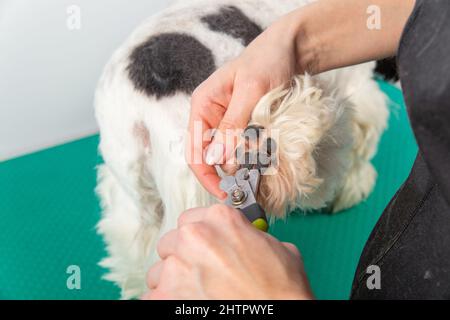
[240,203,268,232]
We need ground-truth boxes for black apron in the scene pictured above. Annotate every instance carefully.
[351,0,450,299]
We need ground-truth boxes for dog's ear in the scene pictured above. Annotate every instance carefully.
[250,75,354,217]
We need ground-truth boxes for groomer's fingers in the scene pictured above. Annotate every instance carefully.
[282,242,302,260]
[177,207,208,227]
[187,107,224,199]
[146,260,163,290]
[157,229,178,260]
[142,289,167,300]
[141,291,151,300]
[206,78,267,166]
[187,69,233,199]
[189,164,226,200]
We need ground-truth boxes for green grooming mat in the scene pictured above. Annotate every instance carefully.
[0,81,417,300]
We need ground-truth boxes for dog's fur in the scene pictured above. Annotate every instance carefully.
[94,0,388,298]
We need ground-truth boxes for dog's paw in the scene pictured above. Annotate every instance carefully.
[331,161,377,212]
[248,75,354,216]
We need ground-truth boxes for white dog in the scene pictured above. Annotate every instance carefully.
[94,0,388,298]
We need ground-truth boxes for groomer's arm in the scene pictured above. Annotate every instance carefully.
[188,0,415,199]
[291,0,415,74]
[146,0,416,300]
[143,205,313,299]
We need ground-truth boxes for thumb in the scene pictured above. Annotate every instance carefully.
[205,80,267,166]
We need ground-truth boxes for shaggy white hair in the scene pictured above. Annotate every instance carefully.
[252,73,386,215]
[94,0,388,298]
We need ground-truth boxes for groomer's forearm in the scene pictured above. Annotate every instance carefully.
[285,0,416,74]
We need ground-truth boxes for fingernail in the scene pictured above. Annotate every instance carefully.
[218,191,227,200]
[205,142,224,165]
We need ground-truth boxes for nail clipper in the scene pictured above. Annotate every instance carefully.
[219,167,269,232]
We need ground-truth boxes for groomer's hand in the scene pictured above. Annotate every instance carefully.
[186,0,415,199]
[143,204,313,300]
[187,17,299,199]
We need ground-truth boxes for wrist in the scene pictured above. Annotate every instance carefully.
[280,8,322,75]
[287,0,416,75]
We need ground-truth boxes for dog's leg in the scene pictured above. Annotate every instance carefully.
[96,162,162,299]
[248,70,387,215]
[331,63,389,212]
[95,64,166,298]
[142,105,214,267]
[95,121,163,299]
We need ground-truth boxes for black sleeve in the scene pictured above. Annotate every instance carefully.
[398,0,450,206]
[350,1,450,299]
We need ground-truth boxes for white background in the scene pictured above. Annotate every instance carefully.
[0,0,170,160]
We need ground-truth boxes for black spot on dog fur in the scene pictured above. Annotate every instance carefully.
[127,33,216,98]
[375,57,399,82]
[201,6,263,46]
